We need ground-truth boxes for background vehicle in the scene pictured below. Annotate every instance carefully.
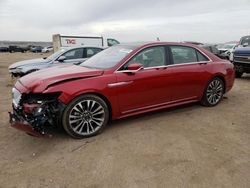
[42,46,53,53]
[9,46,28,53]
[31,46,43,53]
[53,34,120,52]
[9,46,103,77]
[233,35,250,78]
[0,47,9,52]
[217,43,238,60]
[9,42,235,138]
[200,44,227,59]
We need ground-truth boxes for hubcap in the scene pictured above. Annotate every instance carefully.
[206,79,223,105]
[69,100,105,136]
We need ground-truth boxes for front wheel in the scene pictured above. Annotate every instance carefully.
[201,77,224,107]
[62,94,109,138]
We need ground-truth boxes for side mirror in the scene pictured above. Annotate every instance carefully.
[57,56,66,62]
[127,63,144,72]
[73,61,82,65]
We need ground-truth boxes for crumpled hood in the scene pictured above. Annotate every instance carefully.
[9,58,50,69]
[19,64,104,92]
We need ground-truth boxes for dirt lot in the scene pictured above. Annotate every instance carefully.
[0,52,249,188]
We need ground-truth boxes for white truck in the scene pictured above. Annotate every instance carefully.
[52,34,120,52]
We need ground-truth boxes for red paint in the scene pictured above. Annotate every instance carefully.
[16,42,235,120]
[11,121,51,138]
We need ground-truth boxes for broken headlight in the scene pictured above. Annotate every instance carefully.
[12,87,22,108]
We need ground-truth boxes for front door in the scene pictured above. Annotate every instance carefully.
[115,46,172,114]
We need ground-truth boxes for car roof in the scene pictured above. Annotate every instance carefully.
[117,42,203,49]
[61,46,105,50]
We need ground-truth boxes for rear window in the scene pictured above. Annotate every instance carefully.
[170,46,209,65]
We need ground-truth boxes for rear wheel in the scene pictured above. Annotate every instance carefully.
[201,77,224,107]
[235,71,243,78]
[62,94,109,138]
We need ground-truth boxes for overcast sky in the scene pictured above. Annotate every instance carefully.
[0,0,250,43]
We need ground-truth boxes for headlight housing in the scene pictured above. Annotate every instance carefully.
[12,87,22,108]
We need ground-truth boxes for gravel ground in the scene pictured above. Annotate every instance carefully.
[0,52,249,188]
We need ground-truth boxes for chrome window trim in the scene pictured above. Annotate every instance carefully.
[115,44,212,73]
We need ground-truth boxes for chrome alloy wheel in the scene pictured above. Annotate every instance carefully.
[68,100,105,136]
[206,79,223,105]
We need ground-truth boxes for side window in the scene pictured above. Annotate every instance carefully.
[86,48,102,58]
[122,46,166,69]
[197,51,209,62]
[63,48,84,60]
[107,39,120,47]
[170,46,197,64]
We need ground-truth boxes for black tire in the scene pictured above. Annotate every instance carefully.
[62,94,109,139]
[235,71,243,78]
[201,77,224,107]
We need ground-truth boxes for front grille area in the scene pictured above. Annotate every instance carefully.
[234,56,250,63]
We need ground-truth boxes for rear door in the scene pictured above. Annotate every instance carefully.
[167,45,211,101]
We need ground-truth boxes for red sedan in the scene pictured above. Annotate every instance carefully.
[10,42,235,138]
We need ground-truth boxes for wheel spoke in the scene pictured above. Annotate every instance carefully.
[89,101,96,112]
[73,120,84,131]
[89,121,95,132]
[91,119,102,127]
[73,106,82,114]
[92,109,104,117]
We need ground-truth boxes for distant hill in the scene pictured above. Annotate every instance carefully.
[0,41,52,47]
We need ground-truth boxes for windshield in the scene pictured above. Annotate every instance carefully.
[80,45,135,69]
[240,36,250,46]
[46,48,66,60]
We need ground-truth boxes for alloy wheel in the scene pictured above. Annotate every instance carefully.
[68,99,105,136]
[206,79,223,105]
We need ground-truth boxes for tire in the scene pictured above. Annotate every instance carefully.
[235,71,243,78]
[62,94,109,139]
[201,77,224,107]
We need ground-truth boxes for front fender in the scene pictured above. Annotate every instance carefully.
[42,74,121,119]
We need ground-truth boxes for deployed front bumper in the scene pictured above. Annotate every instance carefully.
[9,111,52,138]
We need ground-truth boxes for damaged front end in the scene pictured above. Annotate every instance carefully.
[9,88,65,137]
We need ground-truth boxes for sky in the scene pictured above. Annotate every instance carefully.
[0,0,250,43]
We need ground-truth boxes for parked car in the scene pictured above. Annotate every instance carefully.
[217,43,238,60]
[42,46,53,53]
[9,46,104,77]
[9,46,28,53]
[200,44,227,59]
[31,46,43,53]
[0,47,9,52]
[232,35,250,78]
[9,42,235,138]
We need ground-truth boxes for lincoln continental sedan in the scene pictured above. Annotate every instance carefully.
[9,42,235,138]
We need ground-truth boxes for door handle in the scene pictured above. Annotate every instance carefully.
[199,62,207,65]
